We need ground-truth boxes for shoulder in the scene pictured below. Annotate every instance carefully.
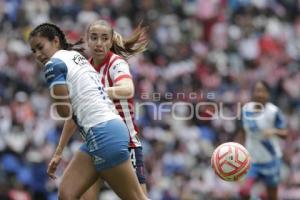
[264,103,282,117]
[265,102,279,112]
[109,53,128,68]
[44,57,68,87]
[53,50,83,63]
[242,102,255,111]
[44,57,68,72]
[108,54,131,78]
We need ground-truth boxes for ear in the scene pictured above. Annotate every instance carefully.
[110,32,114,48]
[53,36,61,49]
[109,40,113,49]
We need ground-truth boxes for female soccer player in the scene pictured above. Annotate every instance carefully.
[80,19,149,199]
[46,20,149,200]
[238,81,288,200]
[29,23,148,200]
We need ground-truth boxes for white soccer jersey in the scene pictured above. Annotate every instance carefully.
[242,102,286,163]
[44,50,120,136]
[89,51,141,147]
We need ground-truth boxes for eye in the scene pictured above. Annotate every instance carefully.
[37,45,43,50]
[90,35,98,41]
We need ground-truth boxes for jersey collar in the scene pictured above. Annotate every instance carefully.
[89,51,113,72]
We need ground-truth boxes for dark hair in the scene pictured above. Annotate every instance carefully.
[252,80,271,93]
[87,20,148,59]
[29,23,84,52]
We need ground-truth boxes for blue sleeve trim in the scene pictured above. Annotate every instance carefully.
[275,111,286,129]
[261,140,276,157]
[44,58,68,88]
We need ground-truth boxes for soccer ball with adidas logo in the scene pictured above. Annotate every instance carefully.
[211,142,250,181]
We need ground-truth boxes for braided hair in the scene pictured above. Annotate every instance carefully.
[29,23,84,52]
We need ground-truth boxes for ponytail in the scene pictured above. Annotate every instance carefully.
[111,24,148,59]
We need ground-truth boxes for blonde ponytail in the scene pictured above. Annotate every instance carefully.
[112,31,125,50]
[111,24,148,59]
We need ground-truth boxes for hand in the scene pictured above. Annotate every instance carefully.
[47,153,62,179]
[263,129,276,138]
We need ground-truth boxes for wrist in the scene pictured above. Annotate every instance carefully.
[55,147,63,155]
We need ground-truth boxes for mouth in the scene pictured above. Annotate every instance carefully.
[94,48,104,54]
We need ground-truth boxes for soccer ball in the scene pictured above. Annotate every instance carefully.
[211,142,250,181]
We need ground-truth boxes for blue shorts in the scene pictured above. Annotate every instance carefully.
[246,159,281,187]
[129,146,146,184]
[80,118,129,171]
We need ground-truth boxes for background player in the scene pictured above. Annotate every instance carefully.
[237,81,288,200]
[29,22,148,200]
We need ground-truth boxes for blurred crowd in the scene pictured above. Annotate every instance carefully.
[0,0,300,199]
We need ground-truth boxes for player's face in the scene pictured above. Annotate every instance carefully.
[87,24,113,60]
[252,82,269,104]
[29,35,60,65]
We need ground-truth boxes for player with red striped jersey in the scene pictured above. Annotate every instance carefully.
[80,20,148,200]
[89,51,141,148]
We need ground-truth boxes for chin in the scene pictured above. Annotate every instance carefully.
[94,52,104,57]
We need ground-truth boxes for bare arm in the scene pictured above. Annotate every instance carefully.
[105,78,134,100]
[55,118,77,155]
[235,128,246,145]
[275,129,288,138]
[47,118,77,179]
[47,84,76,179]
[51,84,71,118]
[263,128,288,139]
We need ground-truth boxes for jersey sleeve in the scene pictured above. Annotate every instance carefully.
[240,105,247,126]
[109,59,132,83]
[44,58,68,88]
[274,110,286,129]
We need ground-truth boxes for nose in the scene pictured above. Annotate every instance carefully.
[35,51,44,61]
[96,39,103,47]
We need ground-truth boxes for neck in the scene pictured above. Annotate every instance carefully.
[92,57,104,67]
[92,52,111,67]
[254,101,266,111]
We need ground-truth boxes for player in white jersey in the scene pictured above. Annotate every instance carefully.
[29,23,148,200]
[79,20,149,200]
[237,81,287,200]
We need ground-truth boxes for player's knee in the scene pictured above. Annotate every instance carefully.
[131,191,147,200]
[58,186,80,200]
[80,192,98,200]
[124,189,148,200]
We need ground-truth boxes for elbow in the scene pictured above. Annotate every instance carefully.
[281,129,288,138]
[56,105,72,118]
[127,84,135,98]
[125,88,134,99]
[119,86,134,99]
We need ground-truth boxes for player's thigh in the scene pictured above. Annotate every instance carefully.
[266,186,278,200]
[59,151,100,199]
[80,178,104,200]
[140,184,147,195]
[100,159,147,200]
[239,164,258,197]
[262,172,280,200]
[261,159,281,188]
[79,143,104,200]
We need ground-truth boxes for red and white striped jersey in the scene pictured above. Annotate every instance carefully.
[89,51,141,147]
